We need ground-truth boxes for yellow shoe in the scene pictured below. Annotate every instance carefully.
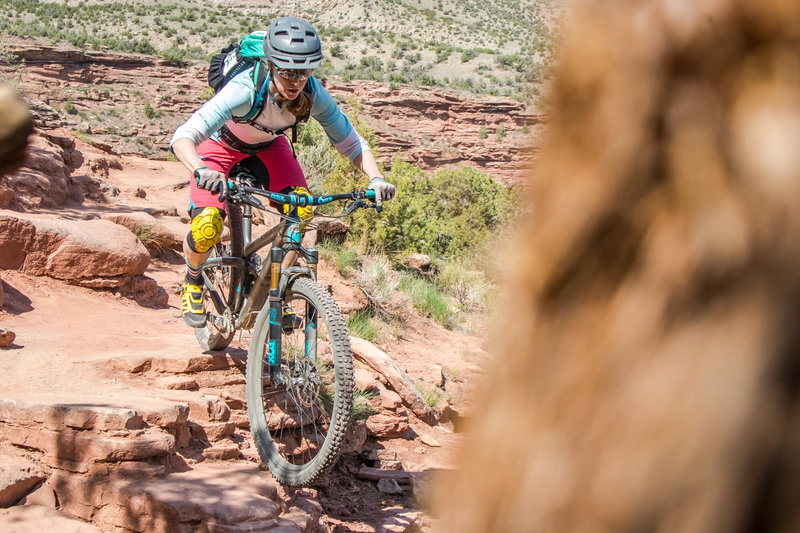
[180,282,206,328]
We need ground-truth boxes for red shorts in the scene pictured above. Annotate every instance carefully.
[188,136,307,214]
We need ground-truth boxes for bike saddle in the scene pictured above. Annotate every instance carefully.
[230,156,270,188]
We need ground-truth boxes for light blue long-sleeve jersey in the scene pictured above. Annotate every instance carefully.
[170,69,370,161]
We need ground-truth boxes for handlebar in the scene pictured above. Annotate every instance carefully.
[221,180,381,214]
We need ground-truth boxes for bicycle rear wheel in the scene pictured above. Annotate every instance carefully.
[246,277,354,486]
[195,204,243,351]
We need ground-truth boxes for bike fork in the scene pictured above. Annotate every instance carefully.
[267,246,284,385]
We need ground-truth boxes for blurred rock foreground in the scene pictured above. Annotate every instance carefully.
[434,0,800,532]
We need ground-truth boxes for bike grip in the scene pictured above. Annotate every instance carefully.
[365,189,377,201]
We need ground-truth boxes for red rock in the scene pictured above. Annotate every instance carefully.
[0,328,15,348]
[0,505,101,532]
[0,453,47,507]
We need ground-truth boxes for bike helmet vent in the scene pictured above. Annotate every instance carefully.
[265,17,323,69]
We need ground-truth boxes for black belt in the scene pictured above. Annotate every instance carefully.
[218,125,276,155]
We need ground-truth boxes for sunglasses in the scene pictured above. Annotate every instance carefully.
[274,68,313,81]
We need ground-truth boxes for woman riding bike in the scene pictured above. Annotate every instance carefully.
[170,16,396,328]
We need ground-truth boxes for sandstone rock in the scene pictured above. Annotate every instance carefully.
[0,215,150,282]
[419,434,441,448]
[102,211,183,253]
[422,364,444,387]
[20,477,56,508]
[160,390,231,423]
[1,134,73,208]
[378,387,404,411]
[0,328,15,348]
[377,478,404,495]
[357,466,412,485]
[354,367,379,392]
[52,462,280,532]
[341,419,368,454]
[407,253,433,274]
[366,412,409,438]
[379,508,423,533]
[201,444,242,461]
[316,218,350,245]
[117,274,169,308]
[350,336,437,425]
[24,98,66,130]
[0,505,101,532]
[157,376,199,391]
[0,272,3,306]
[0,454,47,507]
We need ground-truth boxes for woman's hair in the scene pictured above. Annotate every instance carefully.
[269,66,313,118]
[286,89,312,118]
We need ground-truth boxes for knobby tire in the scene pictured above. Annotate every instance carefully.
[246,277,354,486]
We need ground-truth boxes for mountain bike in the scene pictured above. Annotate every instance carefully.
[194,169,381,486]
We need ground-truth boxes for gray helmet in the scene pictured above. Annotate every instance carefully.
[264,17,323,70]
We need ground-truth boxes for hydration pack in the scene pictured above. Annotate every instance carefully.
[207,31,312,140]
[207,31,271,123]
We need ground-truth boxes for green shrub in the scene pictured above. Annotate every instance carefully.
[318,241,360,278]
[347,309,379,341]
[415,379,444,409]
[352,388,377,420]
[478,126,487,139]
[64,100,77,115]
[400,277,454,328]
[495,124,506,141]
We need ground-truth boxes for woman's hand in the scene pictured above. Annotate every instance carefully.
[194,166,227,194]
[368,177,396,206]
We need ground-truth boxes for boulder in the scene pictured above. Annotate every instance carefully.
[0,215,150,283]
[315,219,350,245]
[0,505,101,532]
[0,454,47,507]
[1,134,73,208]
[0,329,16,348]
[407,253,433,274]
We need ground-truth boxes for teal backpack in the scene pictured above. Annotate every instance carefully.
[207,31,313,140]
[208,31,271,123]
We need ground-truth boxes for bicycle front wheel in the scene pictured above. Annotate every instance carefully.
[246,277,354,486]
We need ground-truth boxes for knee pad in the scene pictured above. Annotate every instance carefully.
[188,207,223,253]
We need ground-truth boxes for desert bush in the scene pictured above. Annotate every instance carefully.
[400,276,454,328]
[352,388,377,420]
[415,380,444,409]
[346,309,379,342]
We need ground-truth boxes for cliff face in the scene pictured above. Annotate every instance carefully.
[3,41,540,186]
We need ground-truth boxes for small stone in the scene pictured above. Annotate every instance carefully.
[0,328,16,348]
[420,434,441,447]
[134,187,147,198]
[377,478,404,495]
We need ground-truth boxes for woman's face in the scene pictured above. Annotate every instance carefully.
[272,68,312,100]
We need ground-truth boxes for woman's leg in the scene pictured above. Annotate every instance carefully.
[181,140,247,326]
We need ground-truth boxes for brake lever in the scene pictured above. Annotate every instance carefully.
[242,194,265,210]
[343,199,365,216]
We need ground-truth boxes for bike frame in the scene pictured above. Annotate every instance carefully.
[199,181,376,384]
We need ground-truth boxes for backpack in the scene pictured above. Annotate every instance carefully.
[208,32,311,141]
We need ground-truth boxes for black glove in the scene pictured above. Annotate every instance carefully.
[194,166,227,195]
[368,177,396,206]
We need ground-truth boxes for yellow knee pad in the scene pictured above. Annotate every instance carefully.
[190,207,223,253]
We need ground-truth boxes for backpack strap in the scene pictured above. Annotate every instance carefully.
[233,60,270,123]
